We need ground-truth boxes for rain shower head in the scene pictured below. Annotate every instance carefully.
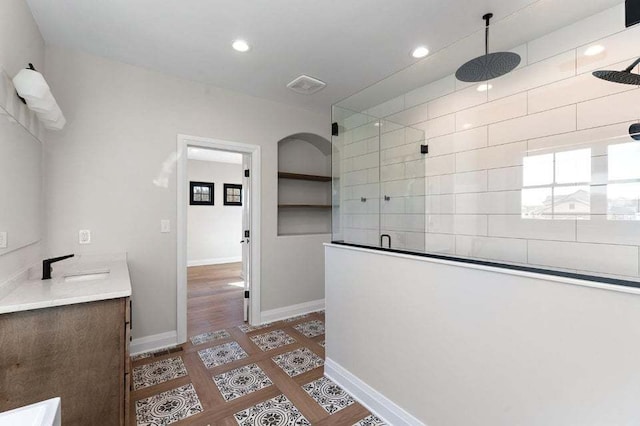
[630,123,640,141]
[455,13,521,83]
[593,57,640,85]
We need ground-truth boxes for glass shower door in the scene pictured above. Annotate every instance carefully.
[331,106,381,247]
[332,105,427,252]
[378,119,427,251]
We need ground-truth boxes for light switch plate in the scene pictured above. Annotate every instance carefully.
[79,229,91,244]
[0,232,7,248]
[161,219,171,233]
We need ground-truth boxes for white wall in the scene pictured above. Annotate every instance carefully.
[336,4,640,282]
[43,45,330,341]
[279,137,332,177]
[0,0,45,284]
[325,244,640,426]
[187,159,242,265]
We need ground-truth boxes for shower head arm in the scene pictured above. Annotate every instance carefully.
[625,57,640,72]
[483,13,493,55]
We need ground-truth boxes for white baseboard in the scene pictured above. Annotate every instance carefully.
[187,256,242,267]
[130,330,178,356]
[260,299,325,324]
[325,358,426,426]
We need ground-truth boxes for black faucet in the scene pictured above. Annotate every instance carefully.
[380,234,391,249]
[42,254,75,280]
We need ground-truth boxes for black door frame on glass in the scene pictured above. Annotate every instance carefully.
[189,181,214,205]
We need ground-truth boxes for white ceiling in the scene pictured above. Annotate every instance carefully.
[26,0,622,114]
[188,147,243,164]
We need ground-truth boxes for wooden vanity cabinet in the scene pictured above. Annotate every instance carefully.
[0,297,131,425]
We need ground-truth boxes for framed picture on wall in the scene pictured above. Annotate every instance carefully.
[190,181,214,205]
[223,183,242,206]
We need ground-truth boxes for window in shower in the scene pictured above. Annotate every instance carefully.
[608,142,640,221]
[521,148,591,220]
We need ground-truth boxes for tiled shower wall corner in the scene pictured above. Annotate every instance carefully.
[335,3,640,281]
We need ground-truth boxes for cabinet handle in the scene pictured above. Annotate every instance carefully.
[129,300,132,330]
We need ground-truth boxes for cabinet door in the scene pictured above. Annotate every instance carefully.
[0,298,126,425]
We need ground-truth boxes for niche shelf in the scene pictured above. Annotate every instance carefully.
[278,134,332,236]
[278,204,332,209]
[278,172,332,182]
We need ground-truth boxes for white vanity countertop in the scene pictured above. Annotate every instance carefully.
[0,253,132,314]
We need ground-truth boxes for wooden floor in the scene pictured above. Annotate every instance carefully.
[129,264,376,426]
[187,263,245,336]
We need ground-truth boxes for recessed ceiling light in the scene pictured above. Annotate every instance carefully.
[232,39,250,52]
[584,44,605,57]
[374,121,383,127]
[411,46,430,59]
[477,83,493,92]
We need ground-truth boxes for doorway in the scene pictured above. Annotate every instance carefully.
[176,134,261,344]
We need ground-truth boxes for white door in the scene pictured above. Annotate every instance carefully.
[241,154,251,323]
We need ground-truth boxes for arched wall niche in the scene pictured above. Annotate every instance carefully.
[277,133,332,236]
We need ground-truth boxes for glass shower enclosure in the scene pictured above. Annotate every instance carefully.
[331,0,640,286]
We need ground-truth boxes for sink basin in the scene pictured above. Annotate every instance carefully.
[0,397,61,426]
[64,271,110,282]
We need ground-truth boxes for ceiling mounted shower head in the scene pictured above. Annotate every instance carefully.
[593,57,640,85]
[630,123,640,141]
[456,13,521,83]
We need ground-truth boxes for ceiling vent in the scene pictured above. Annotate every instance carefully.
[286,75,326,95]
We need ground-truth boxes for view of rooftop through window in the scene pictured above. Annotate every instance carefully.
[522,148,591,220]
[521,142,640,221]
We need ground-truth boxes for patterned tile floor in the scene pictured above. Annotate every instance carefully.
[303,376,355,414]
[133,356,189,391]
[353,415,387,426]
[213,363,273,402]
[234,394,310,425]
[293,320,325,338]
[190,330,231,346]
[130,309,387,425]
[198,341,249,368]
[249,329,296,352]
[272,347,325,377]
[135,383,203,425]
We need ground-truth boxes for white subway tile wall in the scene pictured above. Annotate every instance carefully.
[336,110,427,249]
[334,4,640,280]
